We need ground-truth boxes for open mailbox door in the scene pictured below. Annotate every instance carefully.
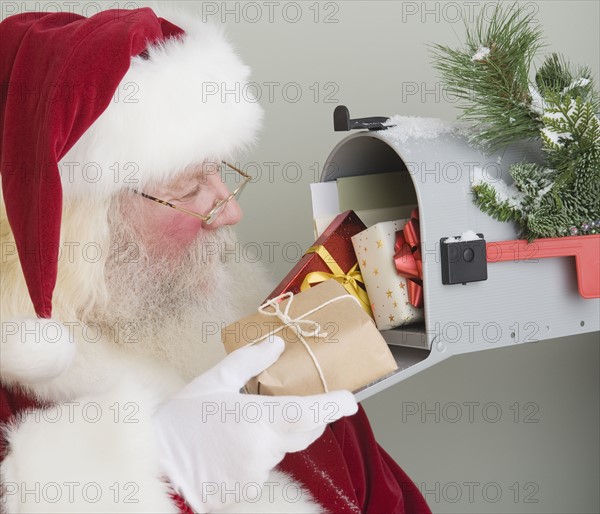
[317,109,600,401]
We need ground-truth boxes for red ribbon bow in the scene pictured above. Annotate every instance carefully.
[393,209,424,308]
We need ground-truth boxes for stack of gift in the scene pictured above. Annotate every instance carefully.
[351,209,424,330]
[221,279,398,396]
[221,208,427,396]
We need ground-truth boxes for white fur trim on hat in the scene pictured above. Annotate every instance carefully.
[60,13,263,199]
[0,318,76,384]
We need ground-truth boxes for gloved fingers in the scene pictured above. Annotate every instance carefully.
[212,335,285,389]
[269,389,358,434]
[174,336,285,397]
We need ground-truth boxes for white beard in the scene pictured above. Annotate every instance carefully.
[88,211,275,382]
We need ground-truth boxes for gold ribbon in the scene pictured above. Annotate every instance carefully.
[300,245,373,316]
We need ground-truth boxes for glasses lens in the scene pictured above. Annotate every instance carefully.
[205,200,226,225]
[233,179,249,201]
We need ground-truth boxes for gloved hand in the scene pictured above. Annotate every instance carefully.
[152,336,358,513]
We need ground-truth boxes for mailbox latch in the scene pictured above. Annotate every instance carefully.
[440,235,488,285]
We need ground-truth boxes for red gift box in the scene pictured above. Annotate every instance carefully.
[265,210,373,317]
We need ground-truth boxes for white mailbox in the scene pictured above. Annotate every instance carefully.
[317,110,600,401]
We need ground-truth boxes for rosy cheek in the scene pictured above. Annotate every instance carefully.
[132,207,204,255]
[161,214,204,249]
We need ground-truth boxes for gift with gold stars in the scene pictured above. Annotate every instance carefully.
[351,211,424,330]
[264,210,373,317]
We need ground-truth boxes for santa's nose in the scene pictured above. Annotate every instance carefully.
[202,177,243,230]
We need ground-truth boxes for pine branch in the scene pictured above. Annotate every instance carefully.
[430,3,544,150]
[471,183,524,224]
[535,53,574,96]
[431,1,600,240]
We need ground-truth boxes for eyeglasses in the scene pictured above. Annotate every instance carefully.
[133,161,251,225]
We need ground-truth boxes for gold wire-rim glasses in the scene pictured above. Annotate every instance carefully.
[132,161,251,225]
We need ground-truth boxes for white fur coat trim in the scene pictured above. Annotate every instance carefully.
[1,378,179,513]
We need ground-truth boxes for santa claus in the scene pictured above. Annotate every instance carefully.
[0,6,431,514]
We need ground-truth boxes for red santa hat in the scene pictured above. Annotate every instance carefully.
[0,8,262,382]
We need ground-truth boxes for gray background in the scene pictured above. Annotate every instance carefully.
[4,1,599,512]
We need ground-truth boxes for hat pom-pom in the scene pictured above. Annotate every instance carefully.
[0,318,76,384]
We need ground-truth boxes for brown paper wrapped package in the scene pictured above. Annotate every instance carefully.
[222,279,398,396]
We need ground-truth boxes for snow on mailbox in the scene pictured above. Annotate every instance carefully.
[311,106,600,401]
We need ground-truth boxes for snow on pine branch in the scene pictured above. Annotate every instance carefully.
[471,166,525,209]
[561,77,591,95]
[471,46,491,62]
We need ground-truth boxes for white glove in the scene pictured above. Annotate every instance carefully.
[152,336,358,513]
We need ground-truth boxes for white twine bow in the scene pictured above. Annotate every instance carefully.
[258,292,329,339]
[244,290,361,393]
